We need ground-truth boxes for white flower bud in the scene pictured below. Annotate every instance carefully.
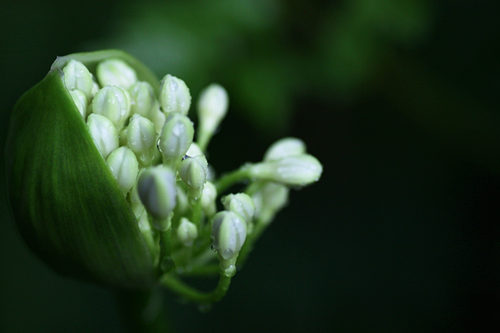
[91,81,100,97]
[249,154,323,186]
[106,147,139,194]
[87,114,119,158]
[186,143,203,157]
[158,113,194,165]
[159,74,191,115]
[264,137,306,161]
[69,89,87,118]
[126,115,157,166]
[175,185,189,214]
[137,166,177,224]
[151,107,166,134]
[179,155,208,192]
[176,218,198,247]
[129,81,156,118]
[252,182,289,224]
[92,86,131,130]
[62,60,93,98]
[201,181,217,216]
[222,193,255,223]
[97,59,138,89]
[212,211,246,260]
[197,84,228,149]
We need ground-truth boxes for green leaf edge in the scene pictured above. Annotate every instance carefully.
[5,51,161,288]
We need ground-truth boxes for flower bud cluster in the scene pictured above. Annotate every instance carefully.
[60,57,322,291]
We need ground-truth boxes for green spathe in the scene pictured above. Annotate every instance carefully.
[6,60,157,287]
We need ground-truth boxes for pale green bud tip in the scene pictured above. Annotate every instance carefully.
[87,114,119,158]
[151,108,166,134]
[198,84,228,132]
[106,147,139,194]
[186,143,203,157]
[62,60,93,98]
[126,115,156,165]
[212,211,247,260]
[177,218,198,247]
[129,81,156,117]
[137,166,177,221]
[250,154,323,186]
[92,86,131,129]
[201,181,217,215]
[264,137,306,161]
[97,59,138,89]
[252,183,289,223]
[222,193,255,223]
[180,156,208,191]
[159,74,191,115]
[158,113,194,164]
[69,89,87,118]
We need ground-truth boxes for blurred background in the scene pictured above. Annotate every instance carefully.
[0,0,498,332]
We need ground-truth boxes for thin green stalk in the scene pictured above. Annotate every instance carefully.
[161,273,232,304]
[215,166,251,193]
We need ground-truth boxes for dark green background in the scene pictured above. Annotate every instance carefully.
[0,0,498,332]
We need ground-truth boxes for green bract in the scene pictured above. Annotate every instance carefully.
[6,50,159,288]
[5,49,323,304]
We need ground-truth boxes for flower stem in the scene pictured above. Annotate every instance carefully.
[215,166,251,193]
[161,273,231,304]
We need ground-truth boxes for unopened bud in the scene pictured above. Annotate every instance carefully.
[97,59,138,89]
[129,81,156,118]
[137,166,177,226]
[69,89,87,118]
[252,182,289,224]
[249,154,323,186]
[87,114,119,158]
[197,84,228,150]
[264,137,306,161]
[159,74,191,115]
[158,113,194,165]
[177,218,198,247]
[186,143,203,157]
[222,193,255,224]
[92,86,131,129]
[201,181,217,216]
[151,107,166,134]
[106,147,139,194]
[62,60,93,98]
[179,155,208,192]
[91,81,100,97]
[212,211,246,260]
[126,115,157,166]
